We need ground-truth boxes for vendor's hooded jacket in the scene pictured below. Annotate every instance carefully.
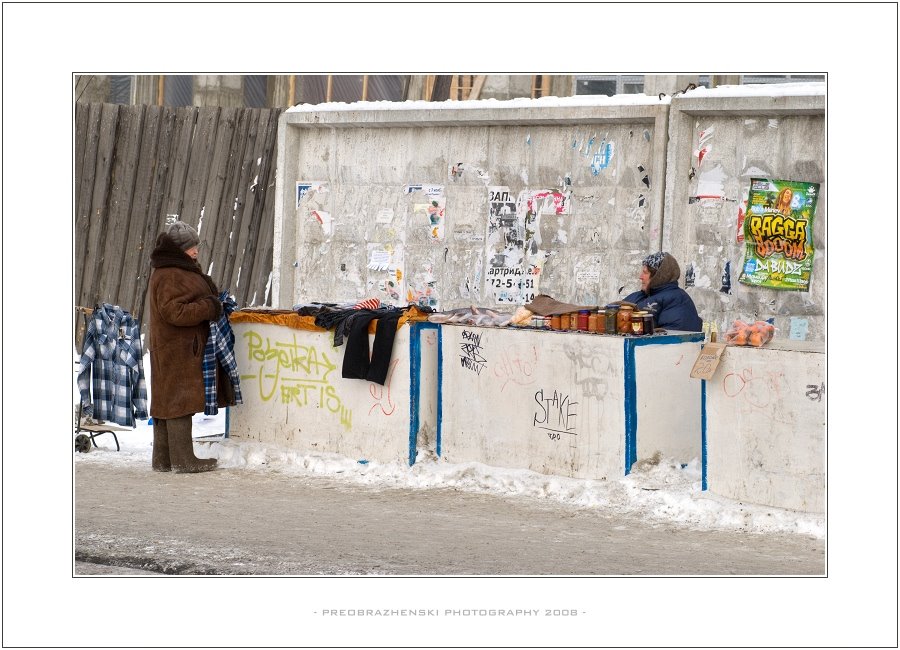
[624,282,703,331]
[623,253,703,332]
[147,233,224,419]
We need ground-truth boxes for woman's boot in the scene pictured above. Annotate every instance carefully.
[167,415,217,473]
[151,419,172,471]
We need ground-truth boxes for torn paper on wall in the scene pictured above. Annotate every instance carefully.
[695,163,727,200]
[485,186,526,304]
[366,244,404,305]
[591,141,614,175]
[296,181,328,207]
[310,209,333,236]
[407,263,438,309]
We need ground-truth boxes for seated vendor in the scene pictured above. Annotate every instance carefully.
[622,252,703,331]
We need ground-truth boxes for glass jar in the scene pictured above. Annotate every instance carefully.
[588,311,601,332]
[550,314,561,330]
[631,311,646,336]
[577,310,590,331]
[560,313,570,330]
[568,313,579,330]
[604,305,619,334]
[642,312,655,335]
[617,305,634,334]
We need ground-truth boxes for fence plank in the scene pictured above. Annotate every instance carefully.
[118,104,163,319]
[80,103,120,309]
[221,108,255,292]
[245,109,281,305]
[74,103,90,214]
[136,106,177,326]
[163,106,198,224]
[75,103,104,306]
[181,107,220,235]
[201,106,239,287]
[97,104,145,306]
[230,109,270,306]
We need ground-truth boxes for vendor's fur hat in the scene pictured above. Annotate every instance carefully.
[643,251,681,290]
[166,221,200,251]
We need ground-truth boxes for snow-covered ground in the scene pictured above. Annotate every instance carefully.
[74,351,824,540]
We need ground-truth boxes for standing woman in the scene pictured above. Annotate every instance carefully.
[147,222,223,472]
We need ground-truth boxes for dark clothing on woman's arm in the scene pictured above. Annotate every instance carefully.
[623,281,702,331]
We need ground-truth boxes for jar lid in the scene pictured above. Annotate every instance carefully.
[579,309,590,314]
[619,304,634,310]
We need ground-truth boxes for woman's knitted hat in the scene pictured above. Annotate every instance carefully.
[166,221,200,251]
[642,251,681,290]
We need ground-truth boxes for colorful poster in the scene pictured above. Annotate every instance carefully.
[738,178,819,291]
[413,197,445,240]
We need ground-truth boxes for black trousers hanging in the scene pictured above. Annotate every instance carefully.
[341,311,402,385]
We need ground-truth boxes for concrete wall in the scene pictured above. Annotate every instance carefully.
[273,86,825,345]
[633,338,702,463]
[704,340,826,512]
[273,97,670,313]
[193,75,245,108]
[228,321,438,465]
[663,87,826,342]
[440,325,703,479]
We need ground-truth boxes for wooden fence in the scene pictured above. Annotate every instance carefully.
[74,102,283,345]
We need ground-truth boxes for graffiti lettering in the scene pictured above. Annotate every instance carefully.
[241,330,351,429]
[493,344,537,391]
[460,330,487,375]
[245,331,337,379]
[533,389,578,436]
[723,367,784,410]
[805,382,825,402]
[748,213,808,261]
[369,358,399,416]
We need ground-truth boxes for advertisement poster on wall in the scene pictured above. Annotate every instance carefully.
[485,186,526,303]
[738,178,819,291]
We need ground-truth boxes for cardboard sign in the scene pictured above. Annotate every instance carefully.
[690,342,727,380]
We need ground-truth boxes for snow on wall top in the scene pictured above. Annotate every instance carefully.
[285,92,672,114]
[285,82,825,114]
[679,82,826,98]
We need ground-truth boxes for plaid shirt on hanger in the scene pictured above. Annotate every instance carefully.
[76,304,148,427]
[202,292,243,415]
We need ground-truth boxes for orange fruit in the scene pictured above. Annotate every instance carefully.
[733,330,749,345]
[748,332,764,347]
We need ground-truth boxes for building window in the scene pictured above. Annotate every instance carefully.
[531,75,549,99]
[741,74,825,84]
[575,75,644,96]
[164,75,194,106]
[296,75,328,105]
[295,75,407,104]
[330,75,365,103]
[108,75,132,104]
[366,75,407,101]
[244,75,267,107]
